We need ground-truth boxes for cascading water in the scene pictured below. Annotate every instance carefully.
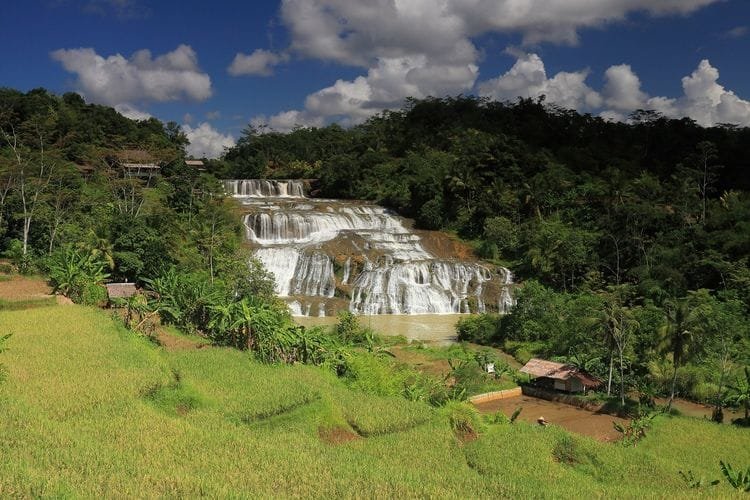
[227,179,513,317]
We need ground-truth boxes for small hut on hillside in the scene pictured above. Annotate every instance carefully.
[520,358,601,394]
[105,283,138,302]
[186,159,206,171]
[117,149,161,179]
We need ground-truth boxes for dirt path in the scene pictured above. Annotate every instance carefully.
[155,327,210,351]
[0,275,52,300]
[474,395,629,442]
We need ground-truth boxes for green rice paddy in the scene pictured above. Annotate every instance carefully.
[0,305,748,497]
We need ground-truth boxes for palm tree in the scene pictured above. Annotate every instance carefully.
[657,298,697,411]
[595,285,638,405]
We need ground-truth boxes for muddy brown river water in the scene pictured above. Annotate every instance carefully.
[294,313,463,344]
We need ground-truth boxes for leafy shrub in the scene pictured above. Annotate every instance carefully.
[442,400,482,437]
[720,461,750,491]
[3,239,34,274]
[690,382,720,404]
[418,197,444,229]
[402,372,452,406]
[485,411,510,424]
[504,340,545,364]
[456,314,499,344]
[482,216,519,257]
[145,268,223,334]
[80,283,108,306]
[343,352,406,397]
[48,246,110,303]
[333,310,374,345]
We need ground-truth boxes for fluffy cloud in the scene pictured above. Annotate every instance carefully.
[279,0,717,64]
[447,0,718,45]
[228,49,290,76]
[251,0,717,127]
[183,123,235,159]
[250,110,325,133]
[114,103,151,121]
[479,54,750,127]
[678,60,750,126]
[602,65,647,111]
[51,44,212,110]
[478,53,601,110]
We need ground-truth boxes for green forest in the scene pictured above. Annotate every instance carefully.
[222,95,750,415]
[1,88,749,418]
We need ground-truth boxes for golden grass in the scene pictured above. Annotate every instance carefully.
[0,305,748,498]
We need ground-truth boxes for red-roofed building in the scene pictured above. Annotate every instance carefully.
[520,358,602,393]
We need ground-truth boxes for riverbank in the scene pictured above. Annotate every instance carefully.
[295,313,464,343]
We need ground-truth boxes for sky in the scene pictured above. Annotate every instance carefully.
[1,0,750,158]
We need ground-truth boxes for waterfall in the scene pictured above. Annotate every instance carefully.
[341,257,351,285]
[225,179,306,198]
[229,179,513,316]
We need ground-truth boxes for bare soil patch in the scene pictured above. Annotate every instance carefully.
[0,275,52,301]
[474,395,629,442]
[318,426,360,445]
[155,327,209,351]
[55,295,74,305]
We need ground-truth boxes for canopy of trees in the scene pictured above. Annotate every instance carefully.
[224,96,750,414]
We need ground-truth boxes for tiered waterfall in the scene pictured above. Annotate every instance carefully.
[227,179,513,316]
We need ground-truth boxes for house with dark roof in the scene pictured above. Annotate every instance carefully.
[185,159,206,171]
[520,358,602,394]
[105,283,138,301]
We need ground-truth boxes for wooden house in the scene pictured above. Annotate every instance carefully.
[105,283,138,302]
[520,358,601,393]
[185,159,206,171]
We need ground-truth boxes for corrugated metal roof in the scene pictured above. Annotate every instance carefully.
[105,283,138,299]
[520,358,601,388]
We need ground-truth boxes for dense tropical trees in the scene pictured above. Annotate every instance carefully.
[1,88,749,409]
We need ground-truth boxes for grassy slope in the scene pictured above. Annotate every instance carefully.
[0,305,748,498]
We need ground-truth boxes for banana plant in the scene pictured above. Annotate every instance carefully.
[720,461,750,491]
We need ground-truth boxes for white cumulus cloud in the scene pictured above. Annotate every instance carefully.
[51,44,212,112]
[478,53,601,110]
[480,54,750,128]
[250,110,325,134]
[228,49,290,76]
[114,103,151,121]
[183,123,235,159]
[255,0,717,128]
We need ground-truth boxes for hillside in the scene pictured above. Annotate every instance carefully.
[1,304,748,497]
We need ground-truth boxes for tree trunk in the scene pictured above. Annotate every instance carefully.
[607,352,614,396]
[619,347,625,406]
[22,216,31,256]
[668,363,678,411]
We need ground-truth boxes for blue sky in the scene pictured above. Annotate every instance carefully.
[1,0,749,157]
